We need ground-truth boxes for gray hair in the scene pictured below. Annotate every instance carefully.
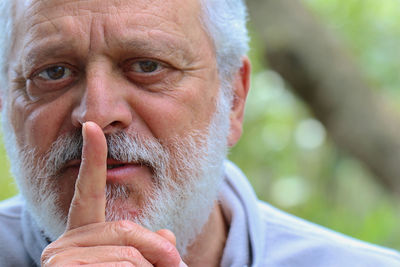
[200,0,249,84]
[0,1,13,93]
[0,0,249,95]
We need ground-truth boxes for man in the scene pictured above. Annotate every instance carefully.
[0,0,399,266]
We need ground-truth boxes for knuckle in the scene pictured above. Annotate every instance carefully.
[114,220,137,231]
[119,246,141,259]
[109,220,139,243]
[74,181,105,202]
[73,180,86,197]
[41,244,61,265]
[69,198,85,211]
[41,251,64,266]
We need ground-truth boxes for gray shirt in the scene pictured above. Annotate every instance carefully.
[0,161,399,266]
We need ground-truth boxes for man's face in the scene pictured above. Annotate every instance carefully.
[4,0,237,253]
[10,0,219,173]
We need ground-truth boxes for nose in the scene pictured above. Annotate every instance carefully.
[71,66,133,133]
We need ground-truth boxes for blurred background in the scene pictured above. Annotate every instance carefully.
[1,0,400,250]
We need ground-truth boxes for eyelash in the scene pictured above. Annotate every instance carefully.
[130,60,163,73]
[122,59,172,85]
[37,66,73,80]
[29,59,172,93]
[31,64,75,81]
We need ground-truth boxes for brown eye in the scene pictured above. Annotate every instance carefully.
[38,66,72,80]
[132,60,161,73]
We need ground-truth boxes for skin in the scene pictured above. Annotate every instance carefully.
[4,0,251,266]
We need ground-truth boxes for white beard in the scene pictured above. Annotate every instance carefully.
[1,89,232,255]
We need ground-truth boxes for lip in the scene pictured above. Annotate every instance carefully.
[64,159,81,168]
[106,163,147,183]
[63,159,150,183]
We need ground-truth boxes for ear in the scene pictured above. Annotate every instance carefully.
[227,56,251,147]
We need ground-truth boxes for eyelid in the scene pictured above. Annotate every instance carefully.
[27,63,79,95]
[30,63,75,80]
[132,61,161,73]
[39,67,72,80]
[124,58,169,73]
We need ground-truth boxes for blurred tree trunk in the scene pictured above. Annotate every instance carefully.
[247,0,400,195]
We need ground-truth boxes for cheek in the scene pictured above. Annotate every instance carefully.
[26,111,58,151]
[10,96,72,155]
[132,84,219,140]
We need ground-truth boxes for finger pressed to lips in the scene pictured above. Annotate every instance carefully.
[60,122,182,267]
[67,121,108,230]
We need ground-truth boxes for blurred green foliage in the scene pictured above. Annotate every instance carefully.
[230,0,400,250]
[0,135,17,200]
[0,0,399,251]
[306,0,400,106]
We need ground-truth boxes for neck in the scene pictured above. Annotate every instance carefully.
[183,202,228,267]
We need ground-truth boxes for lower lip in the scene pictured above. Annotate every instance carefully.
[64,164,150,183]
[106,164,149,183]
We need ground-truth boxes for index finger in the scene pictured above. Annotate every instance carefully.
[66,121,107,231]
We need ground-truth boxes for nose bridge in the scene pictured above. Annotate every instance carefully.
[85,67,111,117]
[72,63,132,131]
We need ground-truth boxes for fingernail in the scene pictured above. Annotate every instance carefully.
[179,260,188,267]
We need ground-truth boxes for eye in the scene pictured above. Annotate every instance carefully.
[28,64,77,97]
[131,60,162,73]
[38,66,72,80]
[123,59,174,86]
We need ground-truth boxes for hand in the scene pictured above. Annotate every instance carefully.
[41,122,186,266]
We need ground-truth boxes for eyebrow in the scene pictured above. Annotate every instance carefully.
[23,34,194,72]
[23,40,81,72]
[115,36,192,62]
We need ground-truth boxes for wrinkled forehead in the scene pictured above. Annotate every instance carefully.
[9,0,215,77]
[14,0,204,38]
[24,0,198,16]
[17,0,202,15]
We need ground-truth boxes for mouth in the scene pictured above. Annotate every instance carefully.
[64,159,136,169]
[107,164,126,169]
[62,158,151,183]
[106,159,132,170]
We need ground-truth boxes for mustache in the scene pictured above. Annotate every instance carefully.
[40,129,168,177]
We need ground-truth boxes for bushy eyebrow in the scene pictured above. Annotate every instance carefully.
[112,36,192,63]
[23,33,194,73]
[21,38,83,75]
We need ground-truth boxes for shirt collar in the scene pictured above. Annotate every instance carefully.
[21,207,50,266]
[219,160,265,267]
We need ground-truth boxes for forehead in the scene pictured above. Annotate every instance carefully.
[13,0,209,59]
[19,0,201,22]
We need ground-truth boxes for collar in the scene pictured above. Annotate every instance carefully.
[219,160,264,267]
[21,207,50,266]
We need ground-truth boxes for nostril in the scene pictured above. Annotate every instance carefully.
[110,121,122,128]
[101,120,128,135]
[71,90,133,131]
